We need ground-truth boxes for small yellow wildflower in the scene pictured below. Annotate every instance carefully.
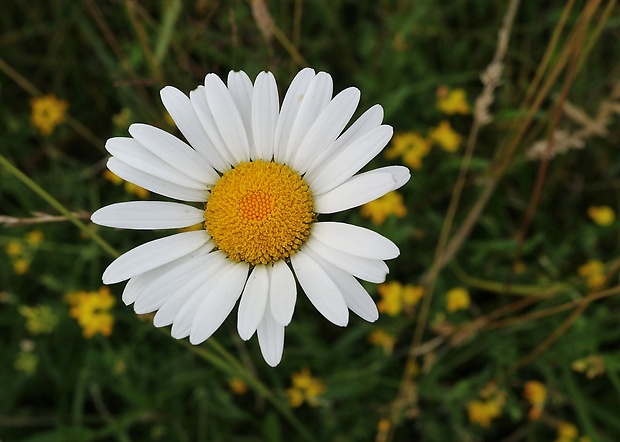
[429,120,463,152]
[229,377,248,395]
[5,240,23,257]
[368,328,396,355]
[577,260,605,290]
[376,418,391,442]
[377,281,424,316]
[19,305,58,334]
[360,191,407,225]
[286,368,326,407]
[384,132,431,170]
[67,287,115,338]
[523,381,546,421]
[556,421,578,442]
[437,87,470,115]
[446,287,471,313]
[466,399,502,428]
[572,354,605,379]
[13,258,29,275]
[103,170,149,199]
[587,205,615,226]
[30,94,68,136]
[25,230,44,246]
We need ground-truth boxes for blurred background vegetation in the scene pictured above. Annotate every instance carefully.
[1,0,620,441]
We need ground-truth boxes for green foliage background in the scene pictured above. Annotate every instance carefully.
[1,0,620,441]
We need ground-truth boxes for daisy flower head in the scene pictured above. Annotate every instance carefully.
[91,68,410,366]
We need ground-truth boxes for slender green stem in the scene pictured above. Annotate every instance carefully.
[0,154,118,258]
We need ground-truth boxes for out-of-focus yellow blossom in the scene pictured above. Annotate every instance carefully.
[577,260,606,290]
[466,399,503,428]
[384,132,431,170]
[164,112,176,128]
[19,305,58,335]
[13,258,29,275]
[587,205,615,226]
[66,287,115,338]
[446,287,471,313]
[368,328,396,355]
[467,383,506,427]
[5,241,23,257]
[30,94,68,136]
[103,170,149,199]
[572,354,605,379]
[429,120,463,152]
[377,281,424,316]
[436,87,470,115]
[112,108,132,129]
[376,418,391,442]
[523,381,546,421]
[286,368,326,407]
[229,377,248,395]
[25,230,44,246]
[14,351,38,375]
[360,191,407,225]
[556,421,578,442]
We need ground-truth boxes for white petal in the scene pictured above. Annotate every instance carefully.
[304,236,388,284]
[273,68,315,163]
[190,86,236,169]
[106,137,207,190]
[314,166,410,213]
[268,260,297,326]
[160,86,228,172]
[153,251,228,328]
[204,73,250,163]
[257,307,285,367]
[107,158,207,203]
[92,201,204,230]
[133,250,213,314]
[121,244,211,306]
[237,265,269,340]
[304,247,379,322]
[189,261,249,344]
[311,222,400,260]
[128,123,219,185]
[290,250,349,326]
[102,230,210,284]
[283,71,333,166]
[227,71,254,156]
[305,125,393,195]
[305,104,384,176]
[291,87,360,173]
[251,71,279,160]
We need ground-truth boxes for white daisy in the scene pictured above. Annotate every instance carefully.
[92,68,410,366]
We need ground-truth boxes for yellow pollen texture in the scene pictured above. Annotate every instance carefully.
[205,161,314,266]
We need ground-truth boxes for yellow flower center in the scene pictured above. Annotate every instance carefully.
[205,160,314,266]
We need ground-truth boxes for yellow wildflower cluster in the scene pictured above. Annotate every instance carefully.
[523,380,547,420]
[572,354,605,379]
[66,287,115,338]
[103,170,149,199]
[19,304,58,335]
[587,205,615,226]
[577,259,606,290]
[30,94,68,136]
[436,87,470,115]
[446,287,471,313]
[286,368,326,407]
[360,191,407,225]
[4,230,45,275]
[466,383,506,428]
[429,120,463,152]
[384,132,431,170]
[368,328,396,355]
[377,281,424,316]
